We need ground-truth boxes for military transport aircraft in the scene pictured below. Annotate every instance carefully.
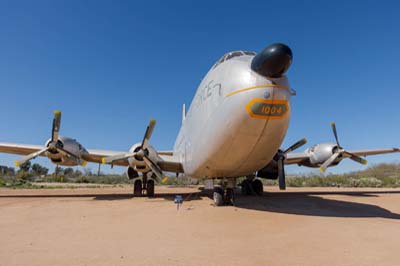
[0,43,398,206]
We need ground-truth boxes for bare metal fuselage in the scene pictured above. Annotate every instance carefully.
[173,54,292,178]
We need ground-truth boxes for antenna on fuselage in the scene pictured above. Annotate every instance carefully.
[182,103,186,123]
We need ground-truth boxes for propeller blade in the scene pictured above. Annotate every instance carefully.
[51,110,62,142]
[319,152,340,173]
[15,148,48,167]
[283,138,307,154]
[101,153,134,164]
[277,158,286,190]
[343,151,368,165]
[141,119,156,150]
[143,154,164,182]
[331,122,341,148]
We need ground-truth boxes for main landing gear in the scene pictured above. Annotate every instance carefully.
[241,176,263,196]
[133,173,155,197]
[213,178,236,206]
[212,176,264,206]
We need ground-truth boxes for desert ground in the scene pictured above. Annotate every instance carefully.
[0,186,399,266]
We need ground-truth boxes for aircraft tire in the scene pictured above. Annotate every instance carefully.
[252,179,263,196]
[241,179,252,195]
[133,179,142,196]
[225,188,235,206]
[213,187,224,206]
[146,179,155,197]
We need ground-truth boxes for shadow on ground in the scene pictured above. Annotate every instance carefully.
[234,190,400,219]
[1,188,400,219]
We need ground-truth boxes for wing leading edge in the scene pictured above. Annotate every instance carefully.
[283,148,400,165]
[0,143,183,173]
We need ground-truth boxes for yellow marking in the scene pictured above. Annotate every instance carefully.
[245,98,289,120]
[81,160,87,167]
[362,160,368,165]
[14,161,20,167]
[225,83,290,97]
[54,110,62,115]
[101,158,106,164]
[319,167,325,173]
[161,177,168,184]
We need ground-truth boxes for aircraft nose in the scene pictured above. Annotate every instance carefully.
[251,43,292,78]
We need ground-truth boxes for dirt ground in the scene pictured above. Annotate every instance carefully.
[0,186,399,266]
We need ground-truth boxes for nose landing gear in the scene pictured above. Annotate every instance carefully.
[213,178,236,206]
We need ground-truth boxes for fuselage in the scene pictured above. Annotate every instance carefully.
[173,51,292,178]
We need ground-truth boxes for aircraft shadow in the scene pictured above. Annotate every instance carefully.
[1,189,399,219]
[233,190,400,219]
[0,191,203,202]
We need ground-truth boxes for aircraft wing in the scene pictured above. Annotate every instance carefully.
[284,151,310,165]
[158,154,184,173]
[344,148,400,157]
[283,148,399,165]
[83,149,184,173]
[83,149,129,166]
[0,142,45,156]
[0,143,184,173]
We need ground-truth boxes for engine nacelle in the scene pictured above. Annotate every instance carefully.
[257,153,279,180]
[126,167,139,179]
[308,143,338,165]
[127,143,159,173]
[45,136,88,166]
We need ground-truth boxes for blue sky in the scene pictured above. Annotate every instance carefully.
[0,0,399,175]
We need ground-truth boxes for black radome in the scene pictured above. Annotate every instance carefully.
[251,43,292,78]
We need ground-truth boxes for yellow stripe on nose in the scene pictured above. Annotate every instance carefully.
[225,84,290,97]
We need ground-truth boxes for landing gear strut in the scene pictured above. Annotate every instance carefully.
[132,173,155,197]
[213,178,236,206]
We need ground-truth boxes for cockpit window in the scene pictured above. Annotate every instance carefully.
[212,50,256,69]
[225,51,243,60]
[243,51,256,56]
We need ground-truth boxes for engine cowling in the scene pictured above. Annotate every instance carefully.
[257,152,280,180]
[45,136,88,166]
[127,143,159,173]
[308,143,339,166]
[126,167,139,179]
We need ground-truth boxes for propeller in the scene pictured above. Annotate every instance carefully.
[102,119,168,183]
[14,110,86,167]
[277,138,308,190]
[319,122,367,172]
